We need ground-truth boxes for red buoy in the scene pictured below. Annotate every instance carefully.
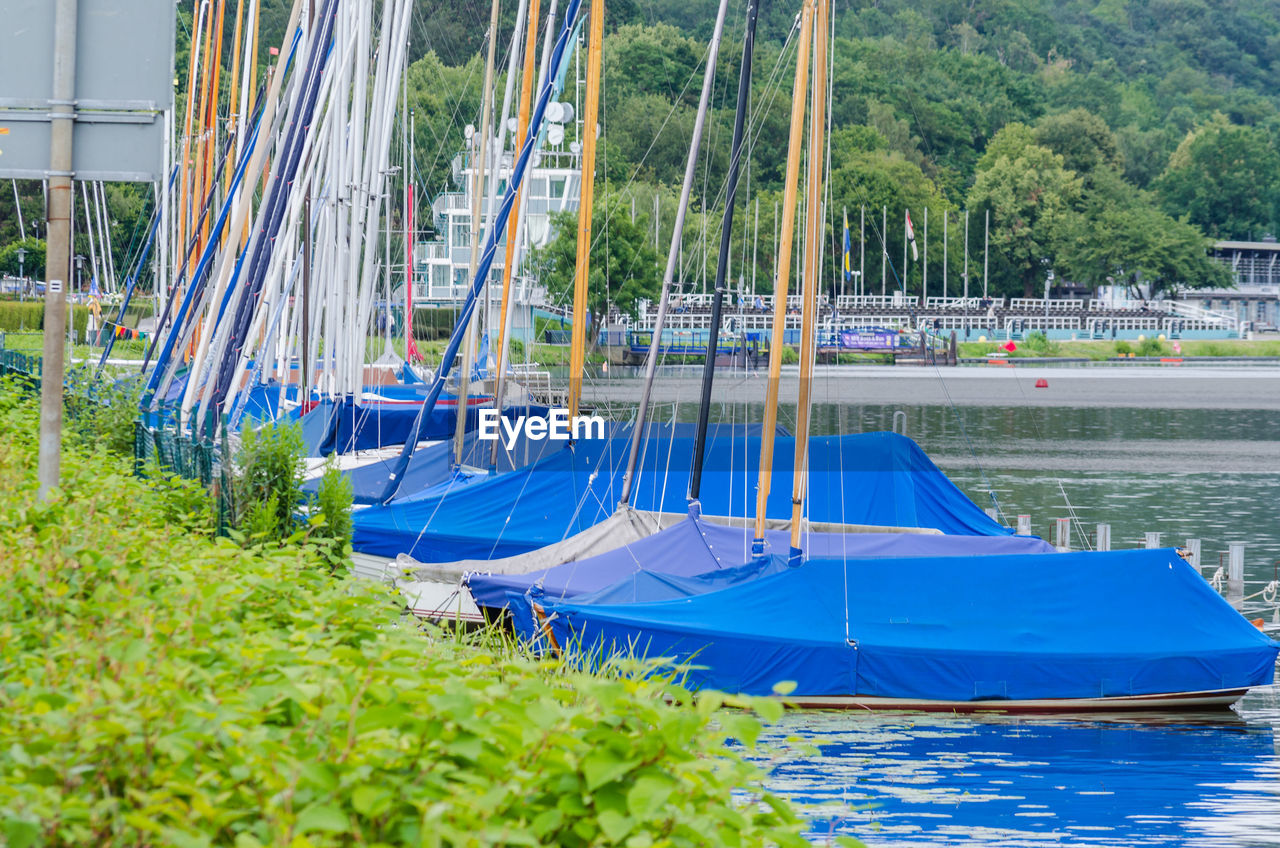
[1035,378,1048,388]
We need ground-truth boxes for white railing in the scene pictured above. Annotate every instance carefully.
[1008,298,1084,312]
[836,295,902,309]
[1003,316,1082,331]
[1165,300,1239,330]
[1088,316,1160,334]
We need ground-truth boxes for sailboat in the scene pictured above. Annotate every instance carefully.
[520,0,1280,711]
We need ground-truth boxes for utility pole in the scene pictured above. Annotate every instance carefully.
[38,0,78,500]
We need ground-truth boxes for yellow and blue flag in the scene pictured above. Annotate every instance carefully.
[842,210,853,282]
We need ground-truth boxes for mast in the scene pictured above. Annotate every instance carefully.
[488,0,538,471]
[567,0,606,418]
[617,0,730,507]
[751,0,813,554]
[788,0,828,559]
[688,0,759,503]
[454,0,505,463]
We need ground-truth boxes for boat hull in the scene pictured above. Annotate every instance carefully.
[781,688,1253,713]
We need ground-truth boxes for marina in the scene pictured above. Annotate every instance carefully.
[3,0,1280,843]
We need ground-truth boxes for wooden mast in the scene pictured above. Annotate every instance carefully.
[567,0,605,418]
[225,0,246,200]
[789,0,829,559]
[750,0,813,553]
[495,0,540,370]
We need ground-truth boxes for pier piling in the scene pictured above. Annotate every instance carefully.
[1185,538,1202,573]
[1054,518,1071,551]
[1144,531,1162,549]
[1096,523,1111,552]
[1227,542,1245,605]
[1016,514,1032,536]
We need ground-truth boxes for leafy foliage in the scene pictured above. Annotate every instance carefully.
[313,455,354,572]
[536,191,661,332]
[0,380,809,847]
[230,417,306,543]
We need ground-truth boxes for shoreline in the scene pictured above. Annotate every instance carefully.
[581,364,1280,409]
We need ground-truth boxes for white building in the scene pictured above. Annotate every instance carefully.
[413,110,583,341]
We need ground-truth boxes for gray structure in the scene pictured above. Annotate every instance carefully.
[0,0,173,182]
[1187,239,1280,332]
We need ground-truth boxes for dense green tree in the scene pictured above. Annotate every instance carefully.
[1034,108,1123,175]
[1155,121,1280,239]
[535,190,660,337]
[1057,168,1231,297]
[0,238,46,281]
[967,125,1081,297]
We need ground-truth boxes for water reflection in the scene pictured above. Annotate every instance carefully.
[761,688,1280,847]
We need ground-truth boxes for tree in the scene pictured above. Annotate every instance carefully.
[968,124,1081,297]
[535,190,661,343]
[1034,108,1123,175]
[1156,121,1280,239]
[0,238,46,281]
[1056,168,1231,298]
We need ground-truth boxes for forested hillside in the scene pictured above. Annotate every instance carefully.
[4,0,1279,299]
[395,0,1280,298]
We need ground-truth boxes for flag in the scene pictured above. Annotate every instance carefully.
[905,210,919,261]
[842,209,853,281]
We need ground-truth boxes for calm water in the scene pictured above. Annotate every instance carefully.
[591,392,1280,844]
[757,401,1280,846]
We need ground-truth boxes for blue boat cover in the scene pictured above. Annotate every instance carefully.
[468,514,1056,612]
[544,549,1280,702]
[352,431,1011,561]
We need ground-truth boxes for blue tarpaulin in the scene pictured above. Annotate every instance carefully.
[352,431,1011,561]
[544,549,1280,703]
[468,513,1056,613]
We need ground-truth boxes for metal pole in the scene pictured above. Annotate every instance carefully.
[689,0,759,502]
[859,204,864,300]
[983,208,990,300]
[881,205,885,296]
[39,0,78,500]
[302,188,311,401]
[942,209,947,301]
[922,206,927,306]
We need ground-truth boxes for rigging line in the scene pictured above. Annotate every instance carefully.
[1004,362,1093,550]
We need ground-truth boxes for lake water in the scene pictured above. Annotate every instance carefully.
[768,399,1280,846]
[583,378,1280,845]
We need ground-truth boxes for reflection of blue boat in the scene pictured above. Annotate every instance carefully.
[542,548,1279,711]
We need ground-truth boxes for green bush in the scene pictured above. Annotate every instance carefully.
[1136,336,1167,356]
[1023,330,1059,355]
[313,454,353,572]
[0,381,808,848]
[1113,340,1133,355]
[62,365,144,457]
[230,417,306,543]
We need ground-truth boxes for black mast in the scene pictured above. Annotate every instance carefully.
[689,0,760,502]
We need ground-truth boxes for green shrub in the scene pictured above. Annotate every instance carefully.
[230,417,306,543]
[313,454,353,572]
[0,382,807,848]
[1113,340,1133,355]
[62,365,144,457]
[1137,336,1167,356]
[1023,330,1059,355]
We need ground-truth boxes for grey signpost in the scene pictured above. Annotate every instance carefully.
[0,0,173,498]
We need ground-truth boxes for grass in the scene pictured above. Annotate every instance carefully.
[958,338,1280,360]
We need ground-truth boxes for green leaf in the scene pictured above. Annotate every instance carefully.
[3,818,40,848]
[626,774,676,820]
[351,785,392,818]
[295,803,350,835]
[582,749,639,791]
[596,809,634,843]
